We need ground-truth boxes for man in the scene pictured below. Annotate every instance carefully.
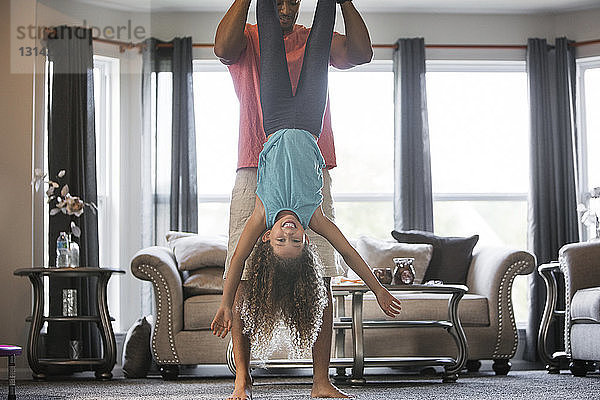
[215,0,372,398]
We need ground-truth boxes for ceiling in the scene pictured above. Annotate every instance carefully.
[77,0,600,14]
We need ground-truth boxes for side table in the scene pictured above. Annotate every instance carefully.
[537,262,568,373]
[14,267,124,380]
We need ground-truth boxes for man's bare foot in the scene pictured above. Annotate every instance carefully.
[227,377,253,400]
[311,381,351,398]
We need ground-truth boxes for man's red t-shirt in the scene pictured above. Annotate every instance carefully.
[227,23,337,170]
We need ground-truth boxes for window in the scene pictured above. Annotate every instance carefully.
[190,61,395,240]
[193,61,239,236]
[426,61,530,323]
[93,56,121,330]
[577,57,600,240]
[328,62,394,239]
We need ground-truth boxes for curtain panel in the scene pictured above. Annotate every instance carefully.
[393,38,434,232]
[46,25,101,360]
[141,36,198,250]
[525,37,579,361]
[140,37,197,316]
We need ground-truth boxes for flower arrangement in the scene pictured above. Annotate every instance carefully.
[32,168,97,238]
[577,186,600,240]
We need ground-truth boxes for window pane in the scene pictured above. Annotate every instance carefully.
[333,201,393,240]
[193,71,239,195]
[329,71,394,194]
[427,71,529,194]
[433,201,528,249]
[585,68,600,189]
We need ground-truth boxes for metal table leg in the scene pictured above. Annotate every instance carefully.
[444,290,467,382]
[349,291,365,384]
[333,293,347,381]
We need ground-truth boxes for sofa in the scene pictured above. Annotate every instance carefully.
[130,230,535,379]
[559,240,600,377]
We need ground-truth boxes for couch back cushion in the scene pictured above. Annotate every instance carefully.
[391,230,478,285]
[183,267,225,297]
[166,231,227,271]
[354,236,433,284]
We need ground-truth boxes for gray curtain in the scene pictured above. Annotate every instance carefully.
[525,37,579,361]
[393,38,434,232]
[141,37,197,315]
[141,36,198,248]
[46,25,101,361]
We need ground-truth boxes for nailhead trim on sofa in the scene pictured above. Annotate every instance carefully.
[559,255,572,357]
[137,264,180,364]
[493,259,531,358]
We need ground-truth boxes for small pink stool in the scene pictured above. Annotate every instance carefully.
[0,345,22,400]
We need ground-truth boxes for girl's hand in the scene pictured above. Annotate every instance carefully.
[211,306,233,338]
[374,287,402,318]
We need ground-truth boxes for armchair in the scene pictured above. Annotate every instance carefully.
[559,240,600,376]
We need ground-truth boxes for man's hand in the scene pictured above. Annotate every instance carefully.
[374,287,402,318]
[211,306,233,338]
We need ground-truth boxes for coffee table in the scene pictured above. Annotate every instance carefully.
[331,283,468,383]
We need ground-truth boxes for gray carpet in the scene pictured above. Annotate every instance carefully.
[4,369,600,400]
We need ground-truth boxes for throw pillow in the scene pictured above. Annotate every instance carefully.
[183,267,225,297]
[355,236,433,284]
[391,230,479,285]
[166,231,227,271]
[122,315,153,378]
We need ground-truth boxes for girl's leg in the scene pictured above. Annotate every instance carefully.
[229,281,253,400]
[257,0,295,136]
[294,0,336,136]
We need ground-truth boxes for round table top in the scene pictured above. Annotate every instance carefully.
[0,345,22,357]
[14,267,125,276]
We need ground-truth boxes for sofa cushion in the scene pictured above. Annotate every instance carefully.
[346,293,489,327]
[183,267,225,297]
[184,294,223,330]
[571,287,600,322]
[391,230,479,284]
[166,231,227,271]
[355,236,433,284]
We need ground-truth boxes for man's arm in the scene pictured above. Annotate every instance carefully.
[214,0,252,65]
[330,1,373,70]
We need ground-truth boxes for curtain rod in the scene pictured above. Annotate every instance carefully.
[93,36,600,53]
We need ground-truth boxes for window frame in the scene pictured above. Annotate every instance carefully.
[576,56,600,241]
[93,55,121,329]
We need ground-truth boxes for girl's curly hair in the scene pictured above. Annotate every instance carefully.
[239,239,328,360]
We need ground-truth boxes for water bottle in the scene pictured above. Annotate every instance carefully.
[69,240,80,267]
[56,232,70,268]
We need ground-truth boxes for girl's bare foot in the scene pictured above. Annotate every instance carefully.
[311,381,352,398]
[227,377,253,400]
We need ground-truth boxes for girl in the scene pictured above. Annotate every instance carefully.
[211,0,401,382]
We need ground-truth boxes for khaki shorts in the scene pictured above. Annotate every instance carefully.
[224,167,345,280]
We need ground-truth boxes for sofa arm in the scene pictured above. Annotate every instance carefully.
[466,246,536,359]
[130,246,183,365]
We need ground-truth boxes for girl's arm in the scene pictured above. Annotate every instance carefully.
[212,196,266,338]
[309,207,402,318]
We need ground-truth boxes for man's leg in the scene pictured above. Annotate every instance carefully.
[229,281,253,400]
[311,278,350,398]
